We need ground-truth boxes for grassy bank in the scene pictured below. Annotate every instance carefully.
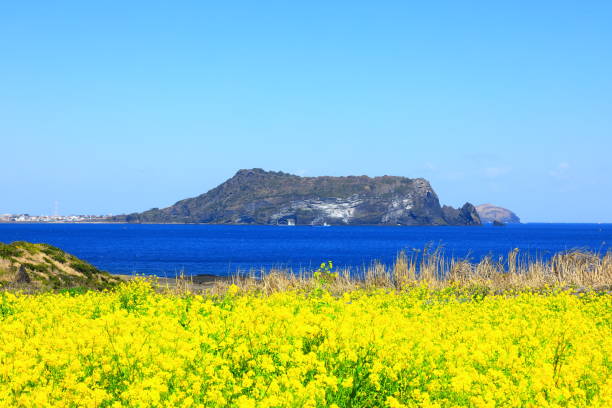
[0,241,118,291]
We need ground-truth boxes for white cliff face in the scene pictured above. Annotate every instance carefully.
[382,197,414,223]
[308,199,360,223]
[265,178,440,225]
[271,194,425,225]
[271,197,363,224]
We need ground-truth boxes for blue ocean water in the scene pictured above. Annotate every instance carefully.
[0,223,610,276]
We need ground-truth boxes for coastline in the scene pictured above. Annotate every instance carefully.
[113,272,232,290]
[0,221,482,226]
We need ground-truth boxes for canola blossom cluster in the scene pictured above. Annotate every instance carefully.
[0,280,610,407]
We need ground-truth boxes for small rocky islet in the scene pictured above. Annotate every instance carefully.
[475,203,521,224]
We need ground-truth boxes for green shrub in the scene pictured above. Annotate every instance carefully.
[0,243,22,260]
[69,260,99,277]
[12,241,41,255]
[50,253,67,263]
[40,244,69,263]
[21,262,50,274]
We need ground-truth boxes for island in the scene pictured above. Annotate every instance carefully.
[475,204,521,224]
[110,169,481,226]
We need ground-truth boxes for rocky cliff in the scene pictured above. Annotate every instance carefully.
[113,169,481,226]
[475,204,521,224]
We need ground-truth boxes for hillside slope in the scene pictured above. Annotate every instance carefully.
[0,241,118,290]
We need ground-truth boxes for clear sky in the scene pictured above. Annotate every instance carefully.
[1,1,611,222]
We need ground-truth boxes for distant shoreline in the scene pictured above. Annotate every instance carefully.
[0,221,482,226]
[113,272,232,290]
[1,221,610,226]
[0,221,129,225]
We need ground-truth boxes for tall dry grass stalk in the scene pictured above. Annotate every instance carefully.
[165,249,612,296]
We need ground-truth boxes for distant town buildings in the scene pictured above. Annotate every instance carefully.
[0,214,110,223]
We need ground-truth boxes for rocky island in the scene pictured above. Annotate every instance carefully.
[111,169,480,226]
[476,204,521,224]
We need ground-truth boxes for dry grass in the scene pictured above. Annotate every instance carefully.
[160,248,612,296]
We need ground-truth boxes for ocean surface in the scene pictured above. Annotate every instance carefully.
[0,223,610,276]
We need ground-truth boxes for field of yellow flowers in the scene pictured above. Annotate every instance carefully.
[0,279,610,407]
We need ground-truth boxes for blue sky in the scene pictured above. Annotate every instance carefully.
[1,1,611,222]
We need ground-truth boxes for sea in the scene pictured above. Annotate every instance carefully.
[0,223,610,277]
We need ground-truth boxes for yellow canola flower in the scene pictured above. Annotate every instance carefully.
[227,284,240,296]
[0,281,609,407]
